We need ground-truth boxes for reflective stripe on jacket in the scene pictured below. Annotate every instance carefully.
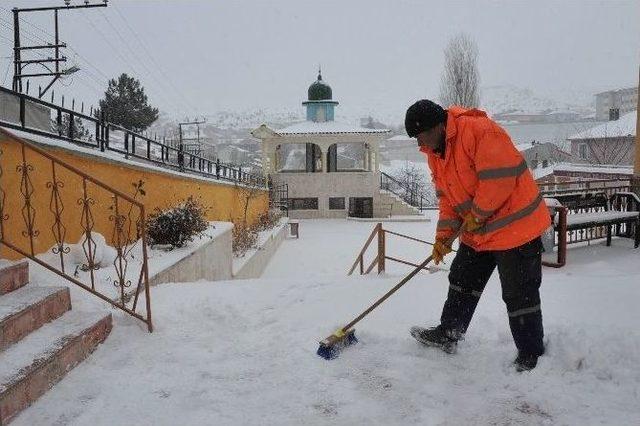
[423,106,551,251]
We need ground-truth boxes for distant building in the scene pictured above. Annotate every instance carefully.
[252,70,421,219]
[595,87,638,121]
[493,110,582,123]
[516,141,573,170]
[567,110,636,165]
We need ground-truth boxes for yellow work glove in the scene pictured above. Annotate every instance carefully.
[432,238,452,265]
[463,212,484,233]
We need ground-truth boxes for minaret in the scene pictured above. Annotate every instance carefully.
[302,67,339,122]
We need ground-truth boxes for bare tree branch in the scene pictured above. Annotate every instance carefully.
[439,33,480,108]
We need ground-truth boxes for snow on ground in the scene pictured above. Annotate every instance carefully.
[12,214,640,425]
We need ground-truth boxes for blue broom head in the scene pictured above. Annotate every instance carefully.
[316,330,358,360]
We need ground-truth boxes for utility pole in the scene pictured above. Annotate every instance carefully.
[178,118,207,156]
[633,65,640,195]
[12,1,107,98]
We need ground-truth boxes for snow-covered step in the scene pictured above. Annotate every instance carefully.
[0,286,71,352]
[0,263,29,296]
[0,310,112,425]
[375,191,422,217]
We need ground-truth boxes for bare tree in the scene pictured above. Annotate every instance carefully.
[439,33,480,108]
[391,162,436,207]
[569,121,635,166]
[585,134,634,165]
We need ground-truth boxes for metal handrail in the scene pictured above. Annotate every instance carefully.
[379,171,432,211]
[0,129,153,331]
[348,223,444,276]
[0,86,266,188]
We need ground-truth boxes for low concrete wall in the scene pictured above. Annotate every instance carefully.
[233,222,288,279]
[149,227,233,285]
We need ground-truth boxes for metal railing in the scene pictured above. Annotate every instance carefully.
[0,86,266,188]
[268,177,289,216]
[379,171,435,211]
[348,223,444,275]
[0,131,153,331]
[539,178,635,199]
[539,180,640,267]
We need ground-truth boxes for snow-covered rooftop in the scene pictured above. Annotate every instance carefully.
[568,111,636,140]
[554,163,633,175]
[515,142,534,152]
[276,121,390,135]
[387,134,413,142]
[534,162,634,179]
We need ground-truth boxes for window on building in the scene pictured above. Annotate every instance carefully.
[578,144,588,160]
[288,198,318,210]
[276,143,322,172]
[349,197,373,218]
[542,160,548,168]
[609,108,620,121]
[329,197,345,210]
[326,143,367,172]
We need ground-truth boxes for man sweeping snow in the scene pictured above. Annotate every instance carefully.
[404,100,551,372]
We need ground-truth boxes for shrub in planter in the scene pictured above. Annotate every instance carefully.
[147,196,210,249]
[232,223,258,257]
[253,209,285,232]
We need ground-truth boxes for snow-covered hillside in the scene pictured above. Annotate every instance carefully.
[482,85,594,117]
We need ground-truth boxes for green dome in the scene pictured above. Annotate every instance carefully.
[308,72,332,101]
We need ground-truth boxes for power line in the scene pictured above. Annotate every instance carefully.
[97,8,185,113]
[0,15,52,46]
[80,9,178,114]
[2,5,196,118]
[112,3,199,116]
[0,9,111,87]
[1,58,11,86]
[0,6,56,41]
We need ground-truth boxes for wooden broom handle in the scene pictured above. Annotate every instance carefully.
[342,227,463,332]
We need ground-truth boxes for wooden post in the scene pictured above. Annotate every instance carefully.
[377,224,385,274]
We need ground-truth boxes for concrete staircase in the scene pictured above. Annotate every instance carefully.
[0,262,112,425]
[373,190,422,218]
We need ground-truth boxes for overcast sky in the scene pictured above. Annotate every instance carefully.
[0,0,638,121]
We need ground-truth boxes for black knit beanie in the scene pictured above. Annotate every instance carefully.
[404,99,447,137]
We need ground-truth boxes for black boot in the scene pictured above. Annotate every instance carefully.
[508,311,545,359]
[410,325,459,354]
[514,353,540,372]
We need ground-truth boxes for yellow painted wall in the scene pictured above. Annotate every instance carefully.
[0,130,269,260]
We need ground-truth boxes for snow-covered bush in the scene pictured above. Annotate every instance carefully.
[69,232,117,269]
[146,197,210,249]
[232,223,258,257]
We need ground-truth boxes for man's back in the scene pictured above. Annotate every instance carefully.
[424,106,550,251]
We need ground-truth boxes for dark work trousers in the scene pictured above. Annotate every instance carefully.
[440,237,545,356]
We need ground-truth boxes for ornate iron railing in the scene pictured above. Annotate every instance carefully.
[0,86,266,188]
[379,171,435,211]
[0,130,153,331]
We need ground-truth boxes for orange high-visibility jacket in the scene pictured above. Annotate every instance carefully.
[422,106,551,251]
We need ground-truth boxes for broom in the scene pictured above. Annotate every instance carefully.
[317,227,463,360]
